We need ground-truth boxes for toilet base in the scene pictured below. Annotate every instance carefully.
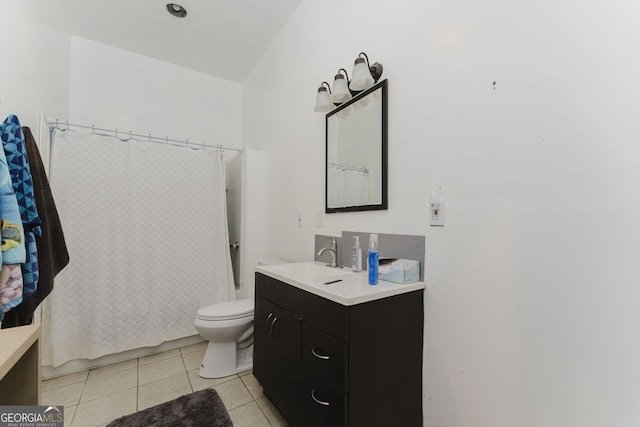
[199,341,237,379]
[237,344,254,374]
[198,341,254,379]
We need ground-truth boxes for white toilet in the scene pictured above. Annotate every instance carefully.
[194,298,254,378]
[195,259,286,379]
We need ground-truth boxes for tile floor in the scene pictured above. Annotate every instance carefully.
[41,342,288,427]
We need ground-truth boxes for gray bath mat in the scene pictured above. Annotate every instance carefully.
[106,388,233,427]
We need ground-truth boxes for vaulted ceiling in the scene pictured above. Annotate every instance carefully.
[57,0,302,82]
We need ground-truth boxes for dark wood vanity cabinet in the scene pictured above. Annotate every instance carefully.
[254,272,424,427]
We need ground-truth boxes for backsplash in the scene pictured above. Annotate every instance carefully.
[314,231,425,281]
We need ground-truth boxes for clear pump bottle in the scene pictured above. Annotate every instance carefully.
[352,236,362,272]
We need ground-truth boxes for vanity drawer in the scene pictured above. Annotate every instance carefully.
[301,322,348,391]
[300,363,347,427]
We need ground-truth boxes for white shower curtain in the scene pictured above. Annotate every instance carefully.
[327,166,369,208]
[42,129,235,367]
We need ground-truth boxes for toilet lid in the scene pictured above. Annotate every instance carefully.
[197,298,254,321]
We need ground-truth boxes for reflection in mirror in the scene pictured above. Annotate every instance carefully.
[326,79,387,213]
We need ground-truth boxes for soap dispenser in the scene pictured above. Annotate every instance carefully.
[352,236,362,272]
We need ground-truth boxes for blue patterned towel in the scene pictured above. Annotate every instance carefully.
[1,115,40,301]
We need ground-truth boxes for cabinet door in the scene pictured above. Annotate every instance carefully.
[254,295,277,393]
[254,296,302,426]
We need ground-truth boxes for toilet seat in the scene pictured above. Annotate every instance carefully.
[197,298,254,321]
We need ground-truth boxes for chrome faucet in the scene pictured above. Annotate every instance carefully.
[317,238,339,268]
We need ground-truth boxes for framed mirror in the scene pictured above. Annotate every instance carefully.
[325,79,387,213]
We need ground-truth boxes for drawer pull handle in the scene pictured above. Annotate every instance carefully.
[311,347,330,360]
[265,313,274,331]
[268,316,278,335]
[311,389,330,406]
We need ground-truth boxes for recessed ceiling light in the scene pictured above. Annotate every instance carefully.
[166,3,187,18]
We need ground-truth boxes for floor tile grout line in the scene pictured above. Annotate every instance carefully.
[252,397,278,427]
[68,373,87,427]
[70,374,90,427]
[180,351,196,393]
[227,398,278,426]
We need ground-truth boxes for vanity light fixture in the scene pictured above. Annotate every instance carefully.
[331,69,352,104]
[314,82,334,113]
[314,51,383,112]
[350,52,383,91]
[166,3,187,18]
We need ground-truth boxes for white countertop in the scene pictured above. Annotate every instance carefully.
[256,261,425,306]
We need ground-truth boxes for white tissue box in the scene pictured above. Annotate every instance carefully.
[378,258,420,284]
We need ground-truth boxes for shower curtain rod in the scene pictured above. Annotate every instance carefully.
[328,162,368,173]
[46,119,244,153]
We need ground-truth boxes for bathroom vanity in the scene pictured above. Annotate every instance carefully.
[254,262,424,427]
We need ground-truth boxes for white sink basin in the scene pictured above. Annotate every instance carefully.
[267,262,354,284]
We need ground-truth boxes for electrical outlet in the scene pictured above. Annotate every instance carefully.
[430,187,445,227]
[297,211,303,227]
[430,199,444,226]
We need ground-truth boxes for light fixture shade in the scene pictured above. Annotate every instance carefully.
[331,75,352,103]
[350,58,374,91]
[314,87,333,112]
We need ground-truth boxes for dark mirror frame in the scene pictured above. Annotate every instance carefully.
[325,79,388,213]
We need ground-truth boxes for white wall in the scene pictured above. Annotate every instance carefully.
[242,1,640,426]
[69,36,242,149]
[0,1,70,130]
